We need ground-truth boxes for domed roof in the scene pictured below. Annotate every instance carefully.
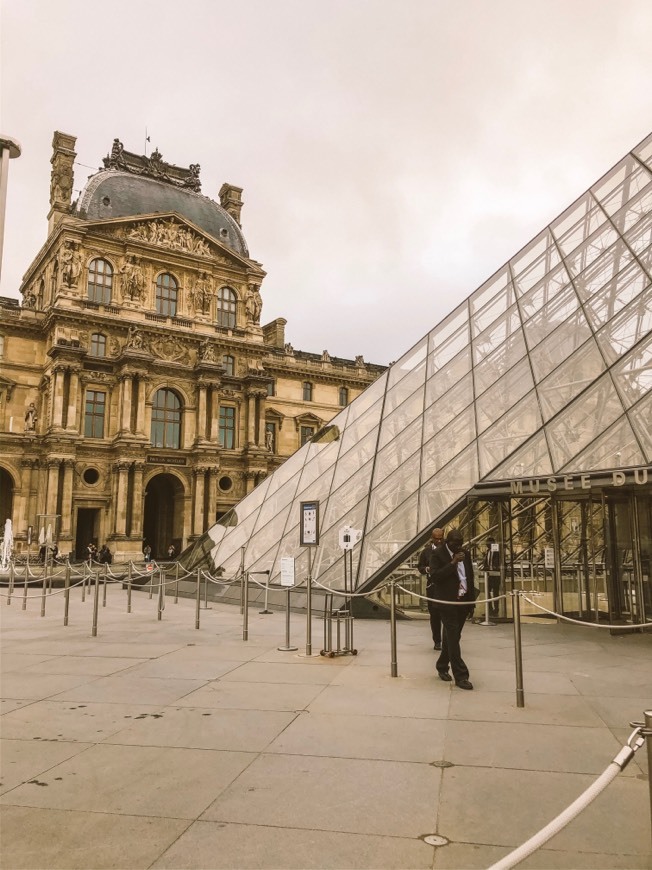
[75,170,249,257]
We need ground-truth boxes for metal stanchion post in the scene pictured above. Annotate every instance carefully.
[174,560,179,604]
[260,571,272,614]
[63,562,70,626]
[239,547,245,615]
[7,560,14,604]
[306,548,313,656]
[102,563,108,607]
[91,571,100,637]
[390,581,398,678]
[127,562,132,613]
[478,570,496,626]
[157,566,164,621]
[40,565,47,617]
[195,567,201,629]
[22,567,28,610]
[81,564,87,603]
[278,588,298,651]
[242,571,249,641]
[203,569,212,609]
[645,709,652,841]
[148,566,154,599]
[512,591,525,708]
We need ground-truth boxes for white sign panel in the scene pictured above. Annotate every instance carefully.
[280,557,296,587]
[300,501,320,546]
[544,547,555,569]
[338,526,363,550]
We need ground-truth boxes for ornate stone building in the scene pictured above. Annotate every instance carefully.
[0,133,384,560]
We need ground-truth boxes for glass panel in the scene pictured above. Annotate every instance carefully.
[611,335,652,408]
[428,305,469,371]
[473,305,522,365]
[628,394,652,460]
[386,337,428,389]
[595,286,652,364]
[373,415,423,486]
[470,266,511,317]
[624,212,652,256]
[559,416,645,473]
[338,395,384,457]
[529,310,593,382]
[517,262,572,322]
[358,492,419,585]
[227,476,272,526]
[252,470,303,534]
[537,339,606,420]
[487,430,553,480]
[476,358,534,432]
[552,195,606,256]
[545,376,624,470]
[608,183,652,235]
[473,330,527,394]
[368,453,421,527]
[331,429,377,491]
[581,260,648,330]
[512,233,564,296]
[471,281,517,337]
[383,367,425,415]
[423,371,474,440]
[522,285,580,350]
[378,386,425,449]
[425,346,471,401]
[478,391,542,477]
[564,224,620,277]
[314,500,368,587]
[592,155,652,212]
[633,133,652,169]
[326,459,374,520]
[573,240,634,305]
[422,405,476,483]
[418,444,479,528]
[344,371,387,426]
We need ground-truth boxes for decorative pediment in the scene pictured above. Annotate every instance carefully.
[0,375,16,399]
[294,412,323,431]
[127,217,212,257]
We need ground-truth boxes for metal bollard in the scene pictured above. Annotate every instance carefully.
[102,563,108,607]
[63,563,71,626]
[22,567,28,610]
[195,567,201,629]
[306,556,313,657]
[91,571,100,637]
[478,570,496,627]
[174,561,179,604]
[40,566,47,617]
[389,581,398,677]
[239,547,245,615]
[242,571,249,641]
[148,567,154,599]
[157,567,164,621]
[81,567,87,603]
[646,710,652,840]
[512,590,525,708]
[127,562,132,613]
[278,587,298,651]
[7,561,14,604]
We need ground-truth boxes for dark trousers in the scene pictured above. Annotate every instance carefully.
[427,600,442,644]
[437,604,471,683]
[487,572,501,616]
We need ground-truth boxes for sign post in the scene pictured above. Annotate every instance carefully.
[278,557,298,652]
[300,502,320,657]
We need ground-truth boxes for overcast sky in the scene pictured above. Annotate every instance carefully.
[2,0,651,365]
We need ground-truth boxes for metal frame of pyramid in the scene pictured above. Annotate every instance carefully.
[183,133,652,592]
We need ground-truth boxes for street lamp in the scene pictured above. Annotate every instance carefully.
[0,135,22,282]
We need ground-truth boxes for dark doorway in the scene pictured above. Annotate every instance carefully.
[0,467,14,527]
[75,508,100,560]
[143,473,184,559]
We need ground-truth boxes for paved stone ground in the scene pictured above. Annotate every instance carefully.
[1,580,651,869]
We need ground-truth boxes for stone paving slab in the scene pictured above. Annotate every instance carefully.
[1,585,650,870]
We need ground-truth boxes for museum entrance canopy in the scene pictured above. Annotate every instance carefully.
[182,133,652,592]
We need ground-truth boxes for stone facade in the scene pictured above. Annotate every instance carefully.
[0,133,385,561]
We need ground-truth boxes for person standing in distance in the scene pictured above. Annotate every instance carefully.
[429,529,476,690]
[418,527,444,650]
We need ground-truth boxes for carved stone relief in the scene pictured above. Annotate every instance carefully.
[128,218,211,257]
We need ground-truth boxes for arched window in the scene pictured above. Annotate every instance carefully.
[339,387,349,406]
[90,333,106,357]
[150,389,181,448]
[87,258,113,304]
[217,286,237,328]
[302,381,313,402]
[156,273,178,317]
[222,354,235,376]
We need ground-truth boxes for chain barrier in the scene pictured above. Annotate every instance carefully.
[488,721,651,870]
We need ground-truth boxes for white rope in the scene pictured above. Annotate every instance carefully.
[488,727,647,870]
[394,583,504,607]
[521,595,652,630]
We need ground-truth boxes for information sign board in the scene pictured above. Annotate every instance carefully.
[280,557,295,587]
[300,501,320,546]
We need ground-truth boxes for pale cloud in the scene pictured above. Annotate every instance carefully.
[1,0,651,364]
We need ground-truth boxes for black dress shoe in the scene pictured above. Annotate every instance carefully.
[455,679,474,690]
[434,642,442,650]
[438,671,452,682]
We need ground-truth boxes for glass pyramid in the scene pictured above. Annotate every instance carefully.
[183,133,652,592]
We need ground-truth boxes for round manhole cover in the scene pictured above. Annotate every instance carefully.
[430,759,454,768]
[422,834,449,847]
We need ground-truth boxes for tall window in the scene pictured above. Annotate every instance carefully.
[339,386,349,406]
[217,286,237,328]
[222,354,235,376]
[300,425,315,446]
[302,381,313,402]
[219,406,236,448]
[90,333,106,357]
[87,258,113,304]
[156,273,178,317]
[150,389,181,448]
[266,380,275,397]
[84,390,106,438]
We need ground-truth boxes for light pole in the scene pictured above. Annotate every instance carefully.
[0,135,22,282]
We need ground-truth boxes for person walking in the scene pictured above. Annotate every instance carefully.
[429,529,477,690]
[418,527,444,650]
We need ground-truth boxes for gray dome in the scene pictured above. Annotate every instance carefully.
[76,170,249,257]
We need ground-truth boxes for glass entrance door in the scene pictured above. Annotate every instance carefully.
[607,492,651,625]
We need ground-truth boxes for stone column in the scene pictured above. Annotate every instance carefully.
[119,375,133,434]
[131,462,145,539]
[196,384,207,442]
[256,392,266,446]
[45,459,61,515]
[246,392,256,446]
[135,377,147,436]
[115,461,130,535]
[50,368,66,429]
[209,386,219,442]
[60,459,75,537]
[207,467,218,528]
[66,369,80,433]
[193,468,206,536]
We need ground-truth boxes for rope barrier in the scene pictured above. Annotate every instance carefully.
[394,582,507,607]
[521,595,652,630]
[488,723,650,870]
[0,575,87,601]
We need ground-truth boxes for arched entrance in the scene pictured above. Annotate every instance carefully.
[0,467,14,527]
[143,473,185,559]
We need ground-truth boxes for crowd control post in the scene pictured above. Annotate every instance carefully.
[91,571,100,637]
[390,581,398,677]
[242,571,249,641]
[195,567,201,629]
[63,562,70,626]
[278,556,298,652]
[512,590,525,708]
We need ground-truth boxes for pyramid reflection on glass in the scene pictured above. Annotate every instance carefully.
[182,133,652,592]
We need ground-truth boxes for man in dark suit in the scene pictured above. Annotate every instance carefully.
[483,536,501,617]
[429,528,476,690]
[418,527,444,650]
